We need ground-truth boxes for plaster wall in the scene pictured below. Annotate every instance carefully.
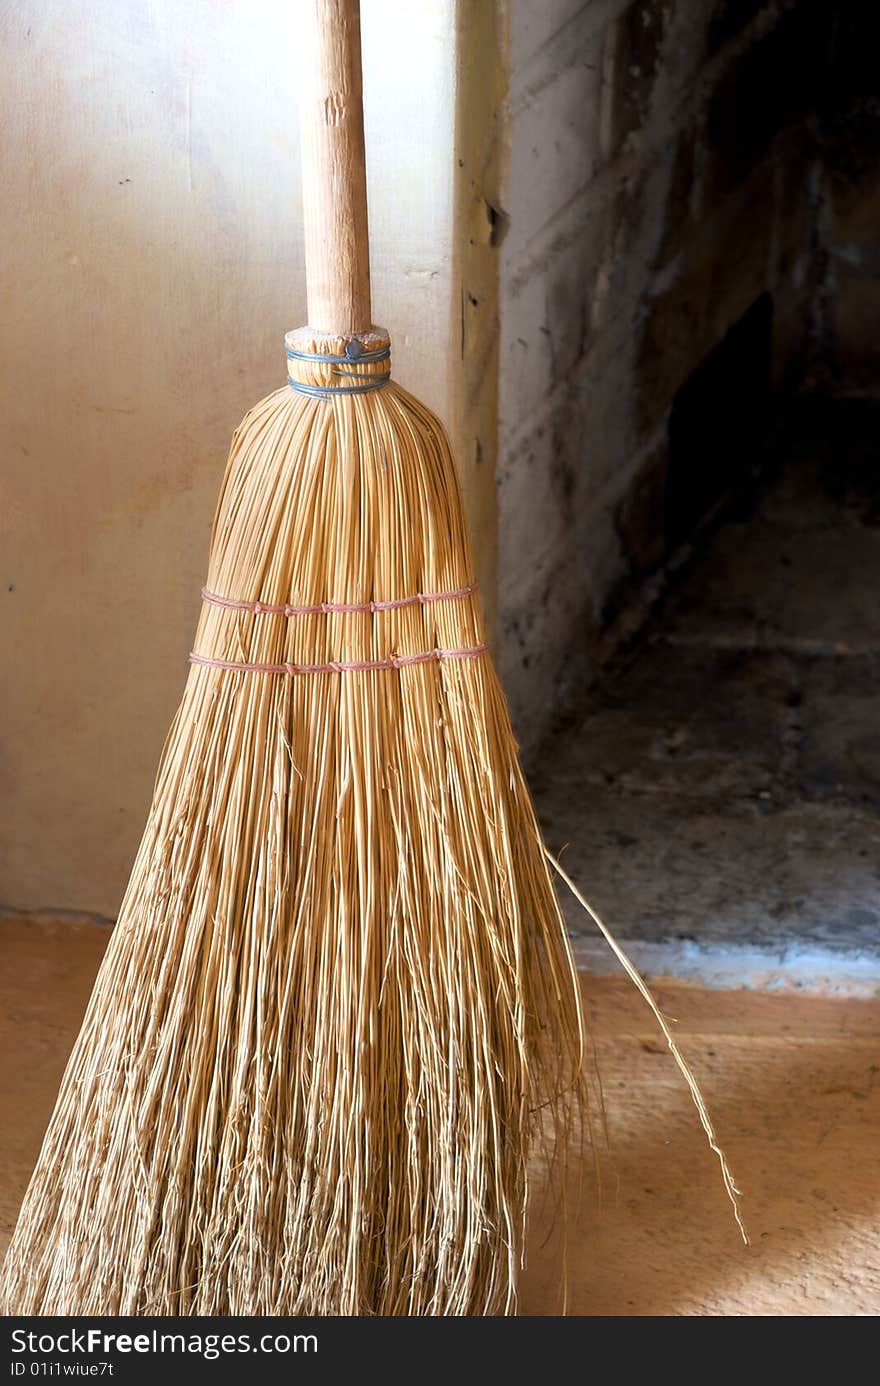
[497,0,821,751]
[0,0,461,916]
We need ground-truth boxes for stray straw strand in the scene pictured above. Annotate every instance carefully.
[548,850,748,1245]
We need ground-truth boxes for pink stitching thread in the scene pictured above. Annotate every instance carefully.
[200,582,478,617]
[188,645,488,676]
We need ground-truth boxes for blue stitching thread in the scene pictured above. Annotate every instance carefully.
[285,338,392,397]
[287,374,391,398]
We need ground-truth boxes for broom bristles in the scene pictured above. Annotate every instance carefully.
[1,330,585,1315]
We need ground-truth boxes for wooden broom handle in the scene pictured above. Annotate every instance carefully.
[297,0,372,334]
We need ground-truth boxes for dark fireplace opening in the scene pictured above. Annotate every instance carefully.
[519,2,880,991]
[667,293,773,548]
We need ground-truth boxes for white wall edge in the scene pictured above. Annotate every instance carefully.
[571,935,880,997]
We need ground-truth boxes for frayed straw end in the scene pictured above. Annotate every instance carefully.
[547,850,749,1246]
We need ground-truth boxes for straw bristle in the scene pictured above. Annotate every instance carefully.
[1,333,585,1316]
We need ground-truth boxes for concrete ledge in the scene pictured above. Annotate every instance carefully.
[571,934,880,998]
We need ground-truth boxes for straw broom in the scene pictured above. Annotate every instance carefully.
[1,0,585,1315]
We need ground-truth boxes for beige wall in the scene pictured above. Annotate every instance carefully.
[1,0,463,917]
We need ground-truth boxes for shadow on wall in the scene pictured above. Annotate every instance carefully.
[497,0,880,759]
